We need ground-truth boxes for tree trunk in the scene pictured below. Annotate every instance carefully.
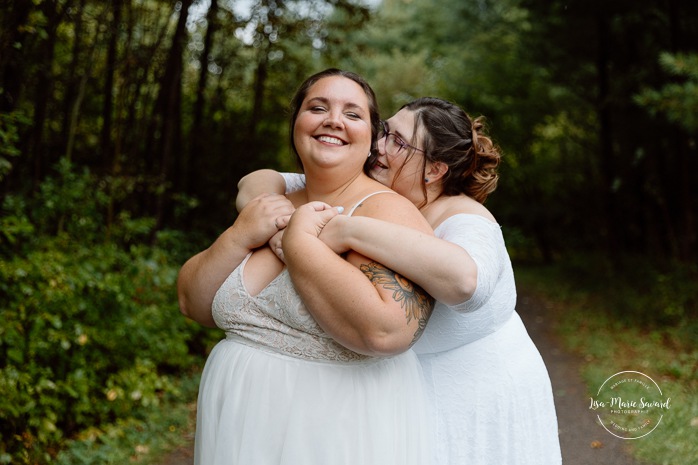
[29,1,66,184]
[670,0,697,261]
[595,13,618,258]
[61,0,85,154]
[249,54,269,142]
[65,4,107,163]
[101,0,123,171]
[0,2,32,112]
[187,0,219,194]
[151,0,193,231]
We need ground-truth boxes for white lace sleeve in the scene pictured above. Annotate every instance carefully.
[280,172,306,194]
[435,215,509,314]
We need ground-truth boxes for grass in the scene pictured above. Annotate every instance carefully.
[54,372,200,465]
[516,262,698,465]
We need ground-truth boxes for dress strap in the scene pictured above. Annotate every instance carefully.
[347,191,396,217]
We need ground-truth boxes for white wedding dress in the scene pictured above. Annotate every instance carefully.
[193,194,432,465]
[413,214,561,464]
[281,173,562,464]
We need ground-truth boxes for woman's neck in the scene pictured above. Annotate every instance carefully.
[419,192,449,223]
[304,169,369,209]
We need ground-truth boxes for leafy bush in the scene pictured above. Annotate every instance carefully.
[0,159,210,464]
[0,111,28,182]
[521,252,698,327]
[635,52,698,133]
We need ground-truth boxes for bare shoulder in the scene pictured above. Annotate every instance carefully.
[353,191,433,234]
[429,195,497,227]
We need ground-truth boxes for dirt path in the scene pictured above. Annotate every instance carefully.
[160,445,194,465]
[517,291,647,465]
[159,289,648,465]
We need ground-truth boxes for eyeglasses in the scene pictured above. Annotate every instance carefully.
[377,120,425,156]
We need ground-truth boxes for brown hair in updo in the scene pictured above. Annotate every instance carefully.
[401,97,501,204]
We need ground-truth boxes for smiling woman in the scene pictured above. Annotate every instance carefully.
[370,110,431,206]
[236,95,562,465]
[177,68,436,465]
[288,71,378,177]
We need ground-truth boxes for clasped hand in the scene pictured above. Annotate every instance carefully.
[234,193,294,250]
[279,202,346,262]
[237,195,346,263]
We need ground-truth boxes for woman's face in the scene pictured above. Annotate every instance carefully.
[371,108,426,204]
[293,76,373,173]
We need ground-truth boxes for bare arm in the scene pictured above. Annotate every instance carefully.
[283,196,435,356]
[318,215,477,306]
[237,170,476,303]
[177,194,294,327]
[236,169,287,213]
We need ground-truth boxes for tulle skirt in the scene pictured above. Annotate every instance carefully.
[194,336,433,465]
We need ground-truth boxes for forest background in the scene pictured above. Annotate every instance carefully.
[1,0,696,464]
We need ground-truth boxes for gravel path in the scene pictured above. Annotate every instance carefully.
[159,289,649,465]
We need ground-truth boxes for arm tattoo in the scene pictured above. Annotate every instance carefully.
[359,261,435,346]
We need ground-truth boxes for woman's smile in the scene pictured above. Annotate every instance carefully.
[315,135,347,146]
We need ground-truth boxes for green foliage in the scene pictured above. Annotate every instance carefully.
[3,0,698,262]
[0,111,29,182]
[518,253,698,327]
[635,52,698,133]
[55,374,199,465]
[0,159,210,464]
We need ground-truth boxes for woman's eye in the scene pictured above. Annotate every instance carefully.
[345,112,361,119]
[310,106,327,113]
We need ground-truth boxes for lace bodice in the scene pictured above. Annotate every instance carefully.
[211,190,394,363]
[212,254,370,362]
[412,214,517,354]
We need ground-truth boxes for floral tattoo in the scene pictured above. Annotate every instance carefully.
[360,262,435,345]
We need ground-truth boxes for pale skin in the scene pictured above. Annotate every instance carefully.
[178,75,434,356]
[177,192,295,328]
[237,107,495,307]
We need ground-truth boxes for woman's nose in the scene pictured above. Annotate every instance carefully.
[376,135,387,155]
[323,112,343,128]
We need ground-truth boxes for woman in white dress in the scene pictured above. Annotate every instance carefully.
[177,69,435,465]
[239,97,562,464]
